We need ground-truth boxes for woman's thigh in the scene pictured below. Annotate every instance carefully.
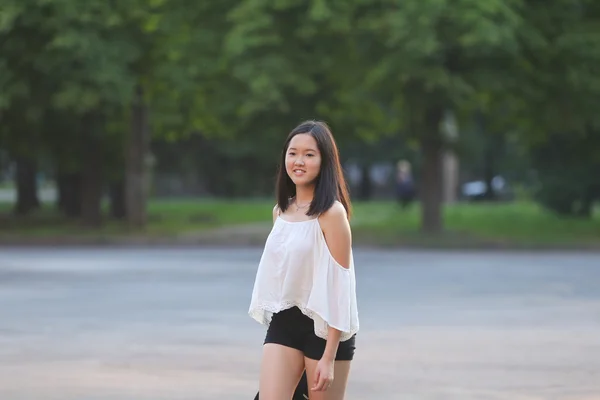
[304,358,352,400]
[259,343,306,400]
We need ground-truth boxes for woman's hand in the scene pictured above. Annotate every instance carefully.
[311,357,335,392]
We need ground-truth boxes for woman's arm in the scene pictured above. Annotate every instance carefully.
[322,327,342,362]
[312,201,352,391]
[319,201,351,358]
[319,201,351,269]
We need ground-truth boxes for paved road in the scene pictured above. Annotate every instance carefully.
[0,248,599,400]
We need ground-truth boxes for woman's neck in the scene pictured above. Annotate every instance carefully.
[295,185,314,205]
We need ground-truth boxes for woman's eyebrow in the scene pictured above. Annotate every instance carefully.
[288,147,318,152]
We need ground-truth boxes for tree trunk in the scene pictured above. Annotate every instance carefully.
[419,106,445,234]
[109,180,126,219]
[125,84,150,228]
[359,163,372,200]
[80,114,104,227]
[482,144,496,201]
[13,155,40,215]
[57,172,82,217]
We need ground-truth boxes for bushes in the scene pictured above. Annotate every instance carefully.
[531,130,600,218]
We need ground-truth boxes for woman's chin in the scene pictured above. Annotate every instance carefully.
[289,176,314,187]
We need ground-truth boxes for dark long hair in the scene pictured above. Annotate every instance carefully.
[276,120,352,219]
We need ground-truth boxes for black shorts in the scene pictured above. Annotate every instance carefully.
[263,306,356,361]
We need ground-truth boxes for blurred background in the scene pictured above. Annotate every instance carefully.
[2,2,600,399]
[1,0,599,247]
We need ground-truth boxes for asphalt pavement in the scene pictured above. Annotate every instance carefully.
[1,247,599,400]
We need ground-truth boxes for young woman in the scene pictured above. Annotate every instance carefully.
[249,120,359,400]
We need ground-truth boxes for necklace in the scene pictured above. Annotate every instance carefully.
[295,200,311,211]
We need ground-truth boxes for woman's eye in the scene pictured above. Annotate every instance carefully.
[288,152,295,156]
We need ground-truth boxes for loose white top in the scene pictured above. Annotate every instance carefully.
[248,214,359,341]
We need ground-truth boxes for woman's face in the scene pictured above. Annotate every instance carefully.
[285,133,321,187]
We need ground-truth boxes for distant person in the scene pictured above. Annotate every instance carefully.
[250,120,359,400]
[395,160,415,208]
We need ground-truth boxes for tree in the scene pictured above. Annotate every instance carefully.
[0,0,236,227]
[339,0,526,232]
[120,0,238,227]
[517,0,600,217]
[0,0,56,215]
[224,0,402,203]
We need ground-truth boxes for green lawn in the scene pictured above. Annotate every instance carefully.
[1,199,599,248]
[350,201,600,247]
[0,198,272,238]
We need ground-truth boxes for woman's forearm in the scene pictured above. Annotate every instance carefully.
[322,327,342,361]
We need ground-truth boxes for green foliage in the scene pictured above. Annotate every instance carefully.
[531,128,600,218]
[2,0,600,231]
[223,0,375,141]
[500,0,600,140]
[318,1,510,117]
[1,0,598,141]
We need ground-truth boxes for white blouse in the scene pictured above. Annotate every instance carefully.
[248,214,359,342]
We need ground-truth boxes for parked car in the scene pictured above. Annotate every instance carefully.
[461,176,514,201]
